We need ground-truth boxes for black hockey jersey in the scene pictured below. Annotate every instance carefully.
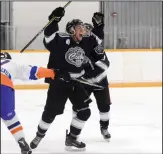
[82,24,110,87]
[44,22,105,82]
[92,24,104,40]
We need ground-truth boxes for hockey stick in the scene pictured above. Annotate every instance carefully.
[57,77,104,89]
[72,78,104,89]
[20,1,72,53]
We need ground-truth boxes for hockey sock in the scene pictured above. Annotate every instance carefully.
[37,119,51,136]
[70,108,91,138]
[72,106,78,118]
[3,115,24,142]
[70,118,85,139]
[72,110,77,118]
[99,112,110,129]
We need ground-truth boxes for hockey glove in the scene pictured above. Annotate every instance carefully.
[48,7,65,22]
[92,12,104,27]
[54,69,71,82]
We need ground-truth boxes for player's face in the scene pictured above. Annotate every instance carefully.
[74,25,85,41]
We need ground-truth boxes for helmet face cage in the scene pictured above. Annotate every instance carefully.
[66,19,84,35]
[84,23,94,31]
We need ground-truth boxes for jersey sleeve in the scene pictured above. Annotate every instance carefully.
[43,21,59,51]
[94,53,110,70]
[14,63,55,80]
[92,24,104,40]
[90,33,105,62]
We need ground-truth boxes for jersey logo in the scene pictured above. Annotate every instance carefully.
[66,39,70,45]
[94,42,104,55]
[65,47,86,67]
[1,67,12,79]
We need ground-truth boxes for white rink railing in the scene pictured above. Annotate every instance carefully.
[3,50,161,88]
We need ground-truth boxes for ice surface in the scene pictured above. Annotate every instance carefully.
[1,88,162,153]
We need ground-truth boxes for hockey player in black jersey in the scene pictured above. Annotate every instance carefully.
[70,12,112,141]
[30,7,105,151]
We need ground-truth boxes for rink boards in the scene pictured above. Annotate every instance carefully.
[2,49,162,89]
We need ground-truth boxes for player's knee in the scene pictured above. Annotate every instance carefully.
[54,108,64,115]
[42,110,56,123]
[98,103,110,113]
[72,106,78,112]
[77,108,91,121]
[1,111,15,121]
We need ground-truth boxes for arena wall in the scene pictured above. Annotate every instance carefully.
[13,2,99,29]
[12,2,100,50]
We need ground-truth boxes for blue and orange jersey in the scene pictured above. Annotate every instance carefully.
[0,59,55,89]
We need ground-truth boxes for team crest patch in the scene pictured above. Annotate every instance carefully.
[65,47,86,67]
[66,39,70,45]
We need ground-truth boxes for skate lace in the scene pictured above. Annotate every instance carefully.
[18,140,26,148]
[101,129,109,136]
[76,139,84,145]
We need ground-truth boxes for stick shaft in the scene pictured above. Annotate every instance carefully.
[20,1,72,53]
[72,78,104,89]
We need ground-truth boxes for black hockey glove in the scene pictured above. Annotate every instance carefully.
[54,69,71,82]
[92,12,104,27]
[48,7,65,22]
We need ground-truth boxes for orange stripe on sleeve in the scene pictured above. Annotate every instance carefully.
[11,126,23,134]
[36,67,55,79]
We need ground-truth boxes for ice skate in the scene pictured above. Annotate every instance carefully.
[18,138,32,154]
[65,130,86,151]
[100,127,111,141]
[30,132,44,149]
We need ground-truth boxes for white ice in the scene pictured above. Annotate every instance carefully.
[1,87,162,154]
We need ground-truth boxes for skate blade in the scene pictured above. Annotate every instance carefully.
[104,138,111,142]
[65,146,86,152]
[22,151,32,154]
